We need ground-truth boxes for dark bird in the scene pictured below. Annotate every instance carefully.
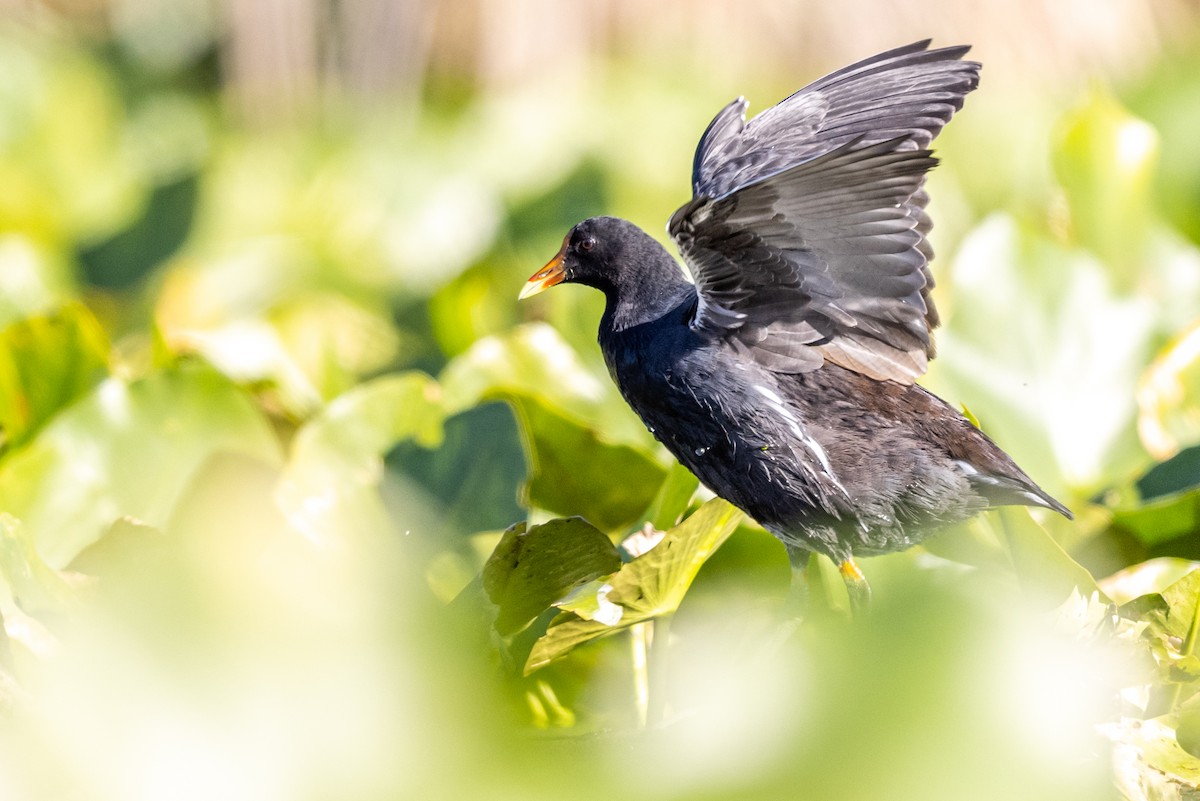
[519,41,1071,608]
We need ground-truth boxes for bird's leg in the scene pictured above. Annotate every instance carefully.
[782,545,814,617]
[838,558,872,616]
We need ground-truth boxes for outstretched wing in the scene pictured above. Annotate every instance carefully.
[669,40,979,383]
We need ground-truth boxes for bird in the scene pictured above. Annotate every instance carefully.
[518,40,1071,610]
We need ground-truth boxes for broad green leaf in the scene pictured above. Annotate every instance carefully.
[934,214,1154,492]
[1053,89,1158,277]
[0,235,75,326]
[1100,558,1200,606]
[637,462,700,533]
[0,362,281,566]
[1144,569,1200,642]
[385,402,526,536]
[1136,446,1200,501]
[511,394,665,531]
[997,508,1102,604]
[482,517,621,636]
[439,323,652,448]
[1129,717,1200,791]
[0,513,80,616]
[274,371,445,545]
[1177,706,1200,759]
[1138,322,1200,460]
[67,517,166,580]
[1111,488,1200,550]
[526,498,742,673]
[0,302,109,452]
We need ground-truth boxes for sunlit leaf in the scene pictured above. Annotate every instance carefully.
[0,235,75,326]
[997,508,1102,604]
[934,214,1154,492]
[526,498,742,672]
[0,513,82,617]
[482,517,621,636]
[439,322,651,447]
[1176,700,1200,758]
[274,371,444,545]
[0,362,281,566]
[1100,558,1200,606]
[1053,88,1158,277]
[1138,322,1200,460]
[1124,568,1200,643]
[0,302,109,452]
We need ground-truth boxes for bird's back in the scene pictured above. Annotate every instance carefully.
[604,309,1064,561]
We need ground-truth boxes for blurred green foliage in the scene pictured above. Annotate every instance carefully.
[2,20,1200,801]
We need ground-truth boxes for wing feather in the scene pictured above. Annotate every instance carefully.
[670,41,979,382]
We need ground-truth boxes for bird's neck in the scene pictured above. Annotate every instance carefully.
[600,250,693,333]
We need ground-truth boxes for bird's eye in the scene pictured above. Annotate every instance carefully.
[578,237,596,252]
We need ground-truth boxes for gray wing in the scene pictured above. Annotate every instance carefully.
[670,40,979,383]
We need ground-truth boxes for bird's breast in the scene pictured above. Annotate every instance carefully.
[601,324,844,519]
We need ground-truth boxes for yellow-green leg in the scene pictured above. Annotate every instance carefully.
[838,558,872,616]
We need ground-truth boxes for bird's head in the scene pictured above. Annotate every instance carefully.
[519,216,664,301]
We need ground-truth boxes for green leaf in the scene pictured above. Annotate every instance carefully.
[385,402,526,536]
[1053,88,1158,276]
[1177,706,1200,759]
[997,508,1102,604]
[0,362,281,567]
[1138,322,1200,460]
[525,498,742,673]
[0,302,109,452]
[1146,568,1200,642]
[1128,717,1200,791]
[482,517,622,636]
[439,323,652,448]
[1111,488,1200,550]
[933,214,1154,494]
[510,393,665,531]
[0,513,80,616]
[637,462,700,533]
[274,371,445,545]
[1101,557,1200,606]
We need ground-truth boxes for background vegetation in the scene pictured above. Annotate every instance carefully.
[2,1,1200,799]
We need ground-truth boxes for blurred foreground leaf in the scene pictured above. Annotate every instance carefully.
[0,513,80,617]
[0,303,109,452]
[1138,322,1200,460]
[275,371,444,544]
[526,498,741,673]
[0,362,281,566]
[937,214,1154,492]
[483,517,621,636]
[1054,88,1158,275]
